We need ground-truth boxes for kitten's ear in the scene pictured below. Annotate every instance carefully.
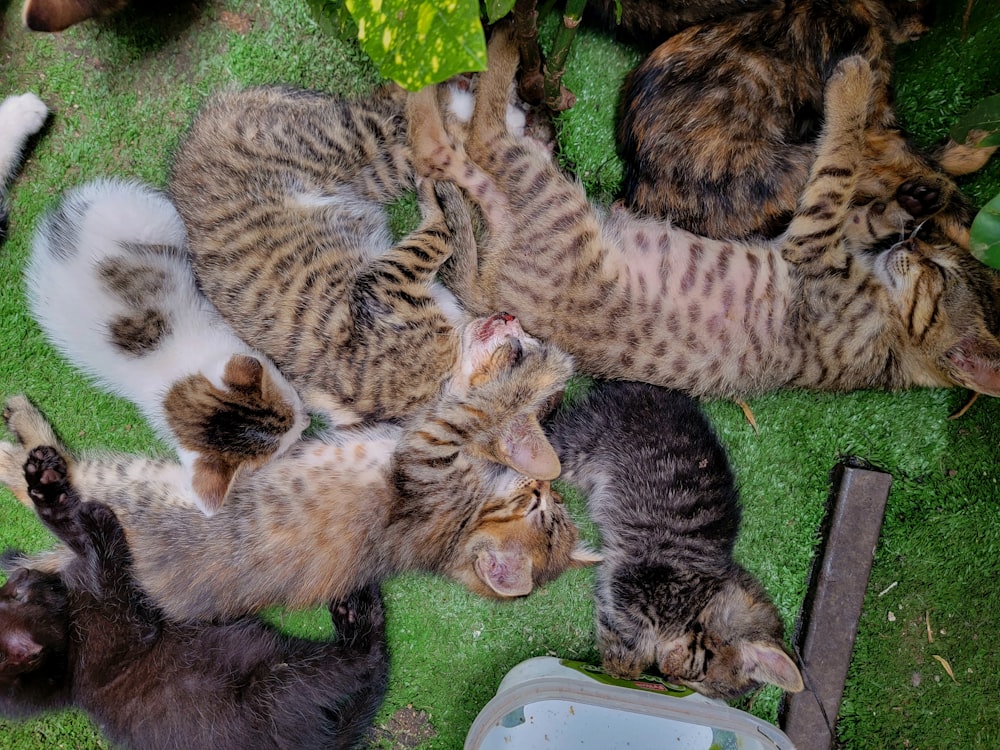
[492,414,561,480]
[741,641,804,693]
[475,547,533,598]
[945,337,1000,396]
[0,629,43,667]
[570,544,603,567]
[190,455,241,516]
[222,354,265,393]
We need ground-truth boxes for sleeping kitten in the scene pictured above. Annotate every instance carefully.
[410,25,1000,400]
[546,381,803,699]
[0,445,389,750]
[0,324,595,621]
[618,0,995,247]
[0,93,48,236]
[26,178,310,515]
[21,0,127,32]
[170,85,495,428]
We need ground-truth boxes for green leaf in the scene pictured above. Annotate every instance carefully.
[304,0,358,38]
[949,92,1000,144]
[484,0,516,24]
[344,0,487,90]
[969,190,1000,269]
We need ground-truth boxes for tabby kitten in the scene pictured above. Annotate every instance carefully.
[618,0,995,247]
[170,85,493,429]
[26,178,310,515]
[546,381,803,699]
[410,26,1000,400]
[21,0,127,32]
[0,330,594,621]
[0,93,47,235]
[1,445,389,750]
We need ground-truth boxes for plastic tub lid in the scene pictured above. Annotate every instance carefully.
[465,657,796,749]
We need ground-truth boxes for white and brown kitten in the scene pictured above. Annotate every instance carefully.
[26,178,310,515]
[0,319,595,621]
[0,93,48,236]
[547,381,803,699]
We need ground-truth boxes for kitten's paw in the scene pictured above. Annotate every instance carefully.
[896,178,945,219]
[824,55,873,127]
[24,446,74,512]
[0,93,49,140]
[3,395,58,449]
[331,583,385,639]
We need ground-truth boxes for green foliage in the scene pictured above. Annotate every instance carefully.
[483,0,517,24]
[970,190,1000,268]
[318,0,489,90]
[949,92,1000,147]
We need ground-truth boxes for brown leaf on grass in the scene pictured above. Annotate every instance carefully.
[925,611,933,644]
[932,655,958,683]
[736,400,758,433]
[948,390,979,419]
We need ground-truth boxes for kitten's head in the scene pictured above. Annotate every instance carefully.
[873,237,1000,395]
[449,475,600,598]
[0,567,68,680]
[884,0,935,43]
[165,353,310,515]
[448,313,573,479]
[654,573,803,699]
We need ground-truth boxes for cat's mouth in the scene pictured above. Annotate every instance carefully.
[455,313,537,389]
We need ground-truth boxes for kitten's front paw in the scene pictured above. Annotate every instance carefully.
[896,178,945,219]
[24,446,75,513]
[0,93,49,139]
[331,583,385,641]
[2,395,53,448]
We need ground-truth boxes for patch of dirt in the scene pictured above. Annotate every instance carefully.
[218,10,252,35]
[366,706,437,749]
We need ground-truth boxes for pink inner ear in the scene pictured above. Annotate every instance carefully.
[947,340,1000,396]
[2,629,42,665]
[742,642,804,693]
[191,455,240,516]
[475,548,533,597]
[499,416,561,480]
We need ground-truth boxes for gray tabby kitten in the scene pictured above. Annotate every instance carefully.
[546,381,803,699]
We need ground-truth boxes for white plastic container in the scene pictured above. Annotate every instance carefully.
[465,657,796,749]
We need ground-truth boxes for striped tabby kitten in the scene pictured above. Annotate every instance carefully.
[618,0,995,247]
[2,445,388,750]
[26,178,309,515]
[171,85,483,428]
[0,326,594,621]
[410,26,1000,400]
[0,93,48,235]
[546,381,803,698]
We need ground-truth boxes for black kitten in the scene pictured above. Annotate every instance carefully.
[546,381,803,699]
[0,446,389,750]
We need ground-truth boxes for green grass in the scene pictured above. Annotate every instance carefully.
[2,1,999,748]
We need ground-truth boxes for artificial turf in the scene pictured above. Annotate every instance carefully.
[1,1,998,747]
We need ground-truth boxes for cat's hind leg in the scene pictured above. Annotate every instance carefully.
[0,94,48,191]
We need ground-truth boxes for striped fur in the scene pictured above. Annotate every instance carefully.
[618,0,995,248]
[547,381,802,698]
[410,27,1000,400]
[0,339,595,620]
[170,86,460,425]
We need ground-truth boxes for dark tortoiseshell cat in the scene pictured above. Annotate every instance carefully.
[0,329,594,621]
[27,178,310,515]
[584,0,771,46]
[0,445,389,750]
[619,0,996,247]
[547,381,803,699]
[410,25,1000,400]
